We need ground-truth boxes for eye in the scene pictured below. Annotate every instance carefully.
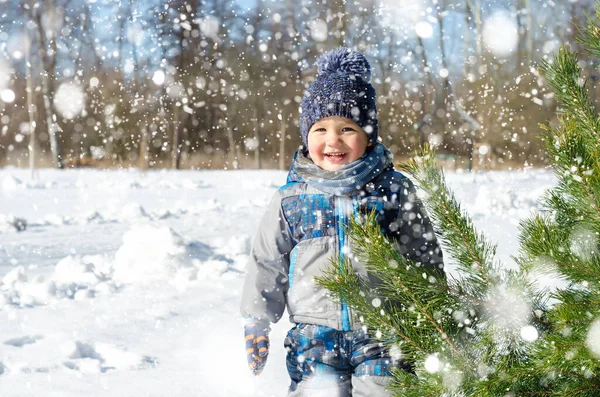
[341,127,356,133]
[311,127,326,133]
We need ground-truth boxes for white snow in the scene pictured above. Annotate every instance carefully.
[0,167,555,396]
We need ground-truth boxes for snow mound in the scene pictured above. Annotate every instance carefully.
[0,266,57,307]
[214,234,252,257]
[120,203,149,221]
[196,259,231,280]
[0,224,239,308]
[2,175,21,191]
[62,341,155,373]
[2,266,27,287]
[112,225,211,283]
[43,213,71,226]
[136,175,211,190]
[53,256,103,287]
[1,175,55,190]
[180,178,210,189]
[0,214,27,232]
[472,184,542,218]
[0,255,114,308]
[231,198,269,211]
[189,199,222,214]
[84,211,107,223]
[242,178,279,190]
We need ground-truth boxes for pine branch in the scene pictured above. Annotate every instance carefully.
[399,145,500,291]
[539,48,600,138]
[318,144,542,395]
[316,213,466,363]
[576,3,600,60]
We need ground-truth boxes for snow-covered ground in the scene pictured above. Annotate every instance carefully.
[0,167,555,396]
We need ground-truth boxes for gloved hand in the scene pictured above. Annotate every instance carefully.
[244,318,270,375]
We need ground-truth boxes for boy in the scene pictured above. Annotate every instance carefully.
[241,47,444,396]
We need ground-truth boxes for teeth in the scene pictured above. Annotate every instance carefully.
[326,153,345,157]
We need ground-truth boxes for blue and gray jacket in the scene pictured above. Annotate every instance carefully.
[241,155,444,331]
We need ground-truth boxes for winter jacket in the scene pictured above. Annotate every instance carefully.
[240,166,444,331]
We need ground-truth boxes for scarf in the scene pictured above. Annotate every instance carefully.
[287,143,394,195]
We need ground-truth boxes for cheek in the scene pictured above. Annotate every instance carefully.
[349,137,368,156]
[307,139,322,159]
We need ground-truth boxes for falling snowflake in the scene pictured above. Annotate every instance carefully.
[415,21,433,38]
[482,11,519,57]
[244,137,259,151]
[586,319,600,358]
[0,59,11,91]
[520,325,539,342]
[1,89,15,103]
[308,20,328,42]
[570,224,598,261]
[152,71,166,86]
[54,82,85,120]
[424,354,441,373]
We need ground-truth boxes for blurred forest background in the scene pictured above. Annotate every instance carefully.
[0,0,595,171]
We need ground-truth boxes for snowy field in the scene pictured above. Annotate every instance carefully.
[0,167,555,396]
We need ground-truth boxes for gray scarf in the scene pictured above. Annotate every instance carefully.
[287,143,394,195]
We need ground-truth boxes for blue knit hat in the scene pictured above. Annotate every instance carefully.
[300,47,378,147]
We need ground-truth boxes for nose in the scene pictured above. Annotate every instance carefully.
[325,131,342,145]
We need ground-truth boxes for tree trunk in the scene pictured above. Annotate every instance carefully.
[226,125,236,169]
[253,106,262,169]
[139,126,149,170]
[25,32,37,179]
[171,103,181,169]
[331,0,347,46]
[279,109,286,170]
[415,34,435,147]
[130,27,148,170]
[464,0,472,77]
[524,0,532,64]
[469,0,483,70]
[34,1,63,169]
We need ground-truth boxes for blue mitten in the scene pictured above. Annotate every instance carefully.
[244,318,270,375]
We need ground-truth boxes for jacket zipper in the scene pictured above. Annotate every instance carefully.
[336,196,352,331]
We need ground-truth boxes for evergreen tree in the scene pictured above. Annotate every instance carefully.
[318,4,600,396]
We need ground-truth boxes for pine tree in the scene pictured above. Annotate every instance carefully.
[317,4,600,396]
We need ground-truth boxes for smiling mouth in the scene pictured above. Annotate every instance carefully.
[324,153,348,162]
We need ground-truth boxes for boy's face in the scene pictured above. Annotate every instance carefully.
[307,116,370,171]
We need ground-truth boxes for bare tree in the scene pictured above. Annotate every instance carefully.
[24,27,36,178]
[27,0,64,168]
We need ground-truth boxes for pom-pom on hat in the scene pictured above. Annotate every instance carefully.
[300,47,378,147]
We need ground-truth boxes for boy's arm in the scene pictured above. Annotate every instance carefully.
[241,190,294,322]
[394,178,445,277]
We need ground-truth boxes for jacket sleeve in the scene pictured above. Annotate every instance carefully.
[393,178,445,277]
[240,190,295,323]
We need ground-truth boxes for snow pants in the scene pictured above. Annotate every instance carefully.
[284,323,404,397]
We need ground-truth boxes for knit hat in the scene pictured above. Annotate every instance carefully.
[300,47,378,147]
